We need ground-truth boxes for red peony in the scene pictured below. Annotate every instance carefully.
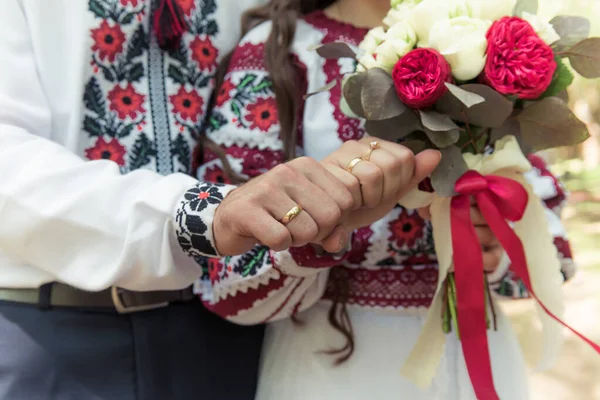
[392,48,452,109]
[483,17,557,100]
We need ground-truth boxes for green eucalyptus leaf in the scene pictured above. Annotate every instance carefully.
[435,84,513,128]
[513,0,538,17]
[550,16,590,53]
[431,146,468,197]
[342,73,367,118]
[517,97,590,151]
[304,80,337,99]
[564,37,600,78]
[364,111,421,142]
[314,42,358,60]
[445,83,485,108]
[361,68,407,120]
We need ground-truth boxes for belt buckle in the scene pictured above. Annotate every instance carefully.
[111,287,169,314]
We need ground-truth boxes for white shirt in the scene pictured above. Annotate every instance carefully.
[0,0,264,291]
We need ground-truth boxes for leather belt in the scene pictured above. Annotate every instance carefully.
[0,283,195,314]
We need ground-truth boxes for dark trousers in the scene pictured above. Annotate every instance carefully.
[0,298,264,400]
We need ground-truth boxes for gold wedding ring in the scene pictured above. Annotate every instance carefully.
[281,205,303,225]
[363,140,380,161]
[346,157,364,173]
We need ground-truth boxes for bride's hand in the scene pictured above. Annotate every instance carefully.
[319,137,441,251]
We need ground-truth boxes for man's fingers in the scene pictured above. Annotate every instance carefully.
[397,149,442,198]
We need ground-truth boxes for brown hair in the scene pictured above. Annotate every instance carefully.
[197,0,355,363]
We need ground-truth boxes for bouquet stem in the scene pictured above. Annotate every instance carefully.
[442,272,498,339]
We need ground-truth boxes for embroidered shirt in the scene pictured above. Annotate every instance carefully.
[0,0,265,291]
[195,11,575,322]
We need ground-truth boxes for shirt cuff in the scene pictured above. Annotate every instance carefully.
[175,182,236,258]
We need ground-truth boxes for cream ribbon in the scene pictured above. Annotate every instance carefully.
[399,136,565,388]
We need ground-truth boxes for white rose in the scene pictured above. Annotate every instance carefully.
[429,16,491,81]
[357,54,380,72]
[522,12,561,45]
[358,27,386,54]
[408,0,472,47]
[375,40,415,73]
[469,0,516,21]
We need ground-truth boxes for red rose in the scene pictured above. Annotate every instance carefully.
[392,48,452,109]
[483,17,557,100]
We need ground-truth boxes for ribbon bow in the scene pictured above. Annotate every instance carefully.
[451,171,600,400]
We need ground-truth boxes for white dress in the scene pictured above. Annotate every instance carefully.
[196,10,574,400]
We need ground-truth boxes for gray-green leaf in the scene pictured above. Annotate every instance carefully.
[445,83,485,108]
[361,68,407,120]
[431,146,468,197]
[563,37,600,79]
[550,16,590,53]
[513,0,538,17]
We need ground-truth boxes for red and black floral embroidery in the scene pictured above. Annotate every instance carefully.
[184,184,225,212]
[85,137,127,165]
[190,36,219,70]
[176,182,231,258]
[203,165,231,184]
[208,73,274,132]
[108,83,147,119]
[83,0,221,174]
[170,87,205,122]
[91,20,127,62]
[388,210,426,248]
[216,79,235,107]
[245,97,278,132]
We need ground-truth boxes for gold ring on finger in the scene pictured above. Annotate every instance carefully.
[346,157,364,173]
[363,140,380,162]
[281,205,303,225]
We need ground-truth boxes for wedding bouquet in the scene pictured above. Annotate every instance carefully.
[315,0,600,398]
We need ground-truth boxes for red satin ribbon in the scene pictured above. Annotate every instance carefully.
[451,170,600,400]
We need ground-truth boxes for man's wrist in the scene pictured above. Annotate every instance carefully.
[175,182,236,258]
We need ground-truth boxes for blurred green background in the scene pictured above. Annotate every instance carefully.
[504,1,600,399]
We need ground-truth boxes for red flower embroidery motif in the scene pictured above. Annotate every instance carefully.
[108,83,146,119]
[91,20,127,62]
[85,137,127,166]
[245,97,278,132]
[176,0,196,15]
[208,259,222,283]
[169,87,205,122]
[190,36,219,70]
[389,210,425,248]
[120,0,140,5]
[216,80,236,107]
[203,165,231,184]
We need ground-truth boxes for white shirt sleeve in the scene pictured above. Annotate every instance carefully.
[0,0,232,292]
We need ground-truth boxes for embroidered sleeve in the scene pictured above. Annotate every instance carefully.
[194,23,346,324]
[491,155,575,299]
[175,182,236,258]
